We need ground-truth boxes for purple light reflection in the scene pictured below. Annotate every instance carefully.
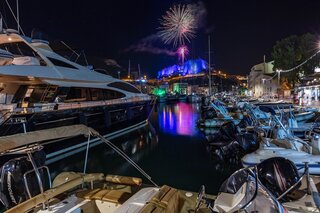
[158,103,199,136]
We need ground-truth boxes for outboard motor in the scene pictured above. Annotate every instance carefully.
[257,157,301,202]
[214,168,284,212]
[235,133,258,152]
[237,114,254,129]
[201,97,210,107]
[219,121,238,141]
[0,150,49,209]
[205,121,238,143]
[201,109,217,120]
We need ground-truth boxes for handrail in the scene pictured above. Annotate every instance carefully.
[15,96,152,113]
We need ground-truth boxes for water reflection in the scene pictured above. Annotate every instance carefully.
[48,102,241,194]
[158,102,200,136]
[49,124,158,179]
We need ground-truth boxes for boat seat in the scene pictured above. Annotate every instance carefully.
[12,56,40,65]
[140,185,180,213]
[76,188,131,204]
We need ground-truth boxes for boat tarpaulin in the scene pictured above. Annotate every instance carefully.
[0,124,98,153]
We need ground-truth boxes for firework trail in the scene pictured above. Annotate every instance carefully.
[177,46,189,64]
[159,4,196,47]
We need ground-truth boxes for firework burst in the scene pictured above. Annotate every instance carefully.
[159,4,196,47]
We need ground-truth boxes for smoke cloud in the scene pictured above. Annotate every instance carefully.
[124,34,176,56]
[104,59,121,67]
[189,1,208,29]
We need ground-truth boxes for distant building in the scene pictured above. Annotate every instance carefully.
[248,61,280,98]
[172,83,188,95]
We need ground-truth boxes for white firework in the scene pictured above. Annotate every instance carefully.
[159,4,197,47]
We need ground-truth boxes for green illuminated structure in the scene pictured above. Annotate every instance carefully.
[152,88,166,97]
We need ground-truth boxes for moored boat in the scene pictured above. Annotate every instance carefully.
[214,157,320,212]
[0,29,155,163]
[0,124,215,212]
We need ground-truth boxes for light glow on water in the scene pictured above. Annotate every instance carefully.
[159,102,199,136]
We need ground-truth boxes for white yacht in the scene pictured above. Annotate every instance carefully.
[0,29,154,164]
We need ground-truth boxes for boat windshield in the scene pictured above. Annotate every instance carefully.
[0,42,36,57]
[0,41,46,66]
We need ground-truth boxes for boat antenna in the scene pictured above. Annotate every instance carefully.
[81,50,89,66]
[16,0,19,33]
[0,11,9,31]
[208,35,212,96]
[138,63,141,79]
[0,17,2,33]
[60,40,80,61]
[4,0,25,35]
[128,59,131,78]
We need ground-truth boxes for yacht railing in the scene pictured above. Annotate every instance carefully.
[10,96,151,113]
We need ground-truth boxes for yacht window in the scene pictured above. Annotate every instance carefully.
[0,42,46,66]
[65,87,88,102]
[103,89,125,99]
[47,57,78,69]
[108,82,141,94]
[55,87,70,102]
[25,88,34,98]
[0,42,37,57]
[90,88,104,101]
[12,85,28,103]
[90,88,125,100]
[60,87,126,102]
[27,86,45,103]
[12,85,58,103]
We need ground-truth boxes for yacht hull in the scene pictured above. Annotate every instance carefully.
[0,100,153,164]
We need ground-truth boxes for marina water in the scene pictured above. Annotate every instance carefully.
[49,102,242,194]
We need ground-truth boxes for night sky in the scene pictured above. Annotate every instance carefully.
[1,0,320,77]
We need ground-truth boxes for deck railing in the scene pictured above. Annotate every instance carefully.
[9,96,152,114]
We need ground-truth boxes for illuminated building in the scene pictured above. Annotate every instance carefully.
[158,59,208,79]
[248,61,280,98]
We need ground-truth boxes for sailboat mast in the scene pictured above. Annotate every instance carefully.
[208,35,212,96]
[16,0,19,34]
[128,59,131,78]
[138,64,141,79]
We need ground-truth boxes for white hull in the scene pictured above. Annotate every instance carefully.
[242,147,320,174]
[295,111,315,122]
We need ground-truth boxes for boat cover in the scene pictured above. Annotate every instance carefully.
[0,124,98,153]
[0,48,13,65]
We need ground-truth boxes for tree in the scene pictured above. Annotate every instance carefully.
[271,33,320,86]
